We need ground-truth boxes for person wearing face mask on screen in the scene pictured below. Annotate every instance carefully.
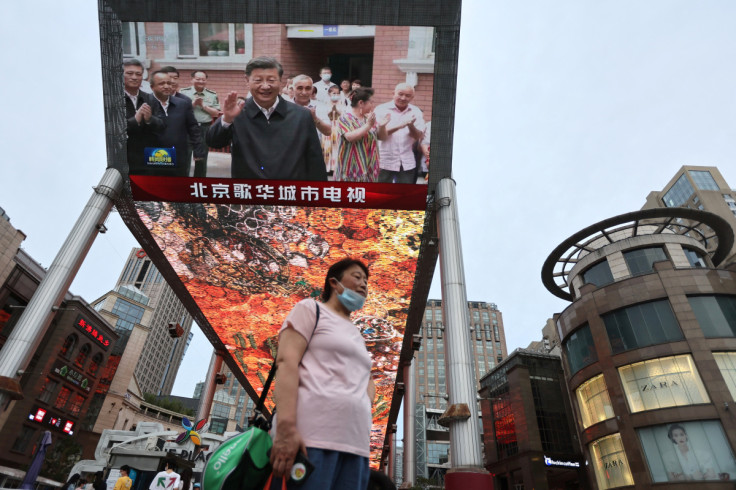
[313,66,337,104]
[269,258,376,490]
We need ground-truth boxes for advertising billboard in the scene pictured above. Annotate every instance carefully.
[100,0,461,467]
[638,420,736,482]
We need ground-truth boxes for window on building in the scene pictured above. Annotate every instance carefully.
[662,174,694,207]
[582,260,615,288]
[176,23,249,58]
[75,343,91,368]
[38,377,59,404]
[602,299,683,354]
[11,426,36,453]
[482,311,490,322]
[689,170,719,190]
[563,324,598,374]
[623,247,668,276]
[212,401,230,419]
[618,355,709,413]
[60,334,77,360]
[492,393,517,459]
[88,353,103,377]
[713,352,736,401]
[484,324,492,341]
[688,295,736,337]
[69,394,85,416]
[54,386,72,410]
[576,374,614,429]
[436,322,443,339]
[683,248,707,268]
[209,417,227,435]
[589,433,634,489]
[427,442,450,465]
[494,325,500,341]
[472,311,480,322]
[122,22,141,57]
[425,309,433,321]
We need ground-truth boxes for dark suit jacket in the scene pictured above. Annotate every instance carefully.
[126,90,166,175]
[206,96,326,180]
[152,95,207,177]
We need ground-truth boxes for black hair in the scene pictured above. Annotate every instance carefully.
[321,258,369,302]
[350,87,374,107]
[328,85,341,94]
[180,467,193,490]
[160,66,180,76]
[245,56,284,77]
[667,424,687,443]
[352,79,362,86]
[123,59,144,69]
[120,465,131,475]
[320,66,332,73]
[191,70,208,79]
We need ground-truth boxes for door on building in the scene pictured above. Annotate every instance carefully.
[328,54,373,86]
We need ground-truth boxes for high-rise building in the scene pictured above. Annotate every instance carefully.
[412,299,508,484]
[644,165,736,264]
[479,349,585,490]
[542,207,736,488]
[114,248,194,396]
[196,353,255,435]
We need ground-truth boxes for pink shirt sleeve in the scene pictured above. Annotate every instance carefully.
[280,299,319,343]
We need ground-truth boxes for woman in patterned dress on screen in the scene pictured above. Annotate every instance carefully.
[335,87,389,182]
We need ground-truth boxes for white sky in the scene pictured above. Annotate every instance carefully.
[2,0,736,409]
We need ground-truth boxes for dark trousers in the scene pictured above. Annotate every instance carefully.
[193,122,211,177]
[378,168,416,184]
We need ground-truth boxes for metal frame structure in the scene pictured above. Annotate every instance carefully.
[542,208,734,301]
[99,0,462,464]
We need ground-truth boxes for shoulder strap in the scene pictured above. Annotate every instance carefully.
[254,300,321,416]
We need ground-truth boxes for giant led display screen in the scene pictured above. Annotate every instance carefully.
[100,0,460,468]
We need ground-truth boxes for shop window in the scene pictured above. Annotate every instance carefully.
[689,295,736,338]
[590,433,634,488]
[638,420,736,482]
[713,352,736,401]
[11,426,36,453]
[618,355,709,413]
[563,324,598,375]
[69,394,85,416]
[38,377,59,404]
[54,386,72,410]
[602,299,683,354]
[575,373,614,429]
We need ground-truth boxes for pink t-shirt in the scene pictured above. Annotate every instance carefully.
[279,299,372,457]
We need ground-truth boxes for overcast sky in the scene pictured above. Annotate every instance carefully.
[2,1,736,408]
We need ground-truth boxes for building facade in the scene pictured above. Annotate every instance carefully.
[542,208,736,489]
[114,248,194,396]
[479,349,586,490]
[0,212,119,481]
[412,299,508,484]
[199,353,255,435]
[644,165,736,264]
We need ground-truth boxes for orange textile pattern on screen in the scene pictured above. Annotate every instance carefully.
[135,202,424,467]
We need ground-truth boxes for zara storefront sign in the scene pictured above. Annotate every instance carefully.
[544,456,580,468]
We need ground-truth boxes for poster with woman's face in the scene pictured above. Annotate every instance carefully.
[638,420,736,482]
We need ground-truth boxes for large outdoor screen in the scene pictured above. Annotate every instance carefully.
[100,0,460,467]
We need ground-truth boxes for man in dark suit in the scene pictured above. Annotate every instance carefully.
[206,56,326,181]
[149,71,207,177]
[124,59,166,175]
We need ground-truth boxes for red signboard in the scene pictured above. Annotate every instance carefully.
[75,315,111,350]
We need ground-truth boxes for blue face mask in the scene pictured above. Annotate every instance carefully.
[336,281,366,311]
